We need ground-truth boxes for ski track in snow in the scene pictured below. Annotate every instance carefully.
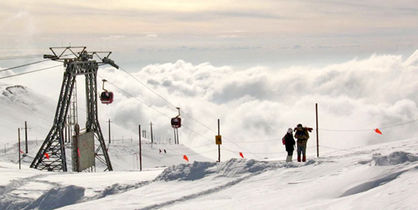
[0,174,46,195]
[85,181,152,201]
[340,165,418,197]
[0,173,65,210]
[0,174,154,209]
[141,174,254,210]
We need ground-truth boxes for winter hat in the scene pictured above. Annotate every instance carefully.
[287,128,293,134]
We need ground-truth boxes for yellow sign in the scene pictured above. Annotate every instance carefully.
[215,135,222,145]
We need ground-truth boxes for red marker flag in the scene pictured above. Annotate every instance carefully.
[77,148,81,157]
[183,155,189,162]
[44,153,50,159]
[375,128,383,135]
[239,152,244,158]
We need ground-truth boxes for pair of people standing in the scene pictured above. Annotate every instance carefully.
[282,124,311,162]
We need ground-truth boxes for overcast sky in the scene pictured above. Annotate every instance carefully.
[1,1,418,155]
[0,0,417,68]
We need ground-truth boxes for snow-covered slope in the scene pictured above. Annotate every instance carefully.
[0,83,54,143]
[0,82,139,145]
[1,137,210,171]
[1,138,417,210]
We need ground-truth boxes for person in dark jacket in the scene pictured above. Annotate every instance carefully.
[294,124,310,162]
[283,128,295,162]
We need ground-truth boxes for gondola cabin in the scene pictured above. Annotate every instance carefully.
[171,117,181,128]
[100,91,114,104]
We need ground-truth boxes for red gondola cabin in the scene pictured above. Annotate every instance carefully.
[171,117,181,128]
[100,91,113,104]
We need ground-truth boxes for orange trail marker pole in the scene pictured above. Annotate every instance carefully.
[183,155,189,162]
[239,152,244,158]
[375,128,383,135]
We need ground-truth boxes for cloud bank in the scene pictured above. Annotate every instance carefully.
[2,50,418,159]
[95,50,418,158]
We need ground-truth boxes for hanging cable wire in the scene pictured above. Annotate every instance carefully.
[0,54,43,61]
[0,60,47,73]
[319,145,352,152]
[237,139,281,144]
[108,66,272,158]
[0,65,61,80]
[119,67,178,109]
[100,76,172,118]
[118,67,225,132]
[100,78,221,159]
[320,118,418,133]
[99,75,214,143]
[100,73,265,159]
[0,58,287,159]
[380,119,418,129]
[119,67,216,131]
[113,65,418,158]
[320,128,372,132]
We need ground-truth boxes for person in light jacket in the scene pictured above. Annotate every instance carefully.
[282,128,296,162]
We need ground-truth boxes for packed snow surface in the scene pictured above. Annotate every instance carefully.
[1,138,417,210]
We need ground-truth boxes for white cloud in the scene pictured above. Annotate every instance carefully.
[93,50,418,158]
[2,50,418,159]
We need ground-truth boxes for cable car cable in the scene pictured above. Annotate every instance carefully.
[0,65,61,80]
[119,67,178,109]
[320,118,418,132]
[119,67,216,131]
[107,66,278,158]
[99,75,217,144]
[118,66,418,138]
[0,54,43,61]
[0,60,47,73]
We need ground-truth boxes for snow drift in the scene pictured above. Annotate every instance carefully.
[155,158,316,182]
[372,151,418,166]
[24,185,85,210]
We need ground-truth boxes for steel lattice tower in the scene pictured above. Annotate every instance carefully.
[30,47,118,172]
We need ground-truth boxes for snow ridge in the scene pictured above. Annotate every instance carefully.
[24,185,85,210]
[372,151,418,166]
[92,181,151,200]
[155,158,314,182]
[341,165,418,197]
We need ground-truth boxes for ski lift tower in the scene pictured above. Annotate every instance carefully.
[30,46,119,172]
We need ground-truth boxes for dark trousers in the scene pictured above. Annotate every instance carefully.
[297,145,306,157]
[287,150,293,156]
[297,140,307,162]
